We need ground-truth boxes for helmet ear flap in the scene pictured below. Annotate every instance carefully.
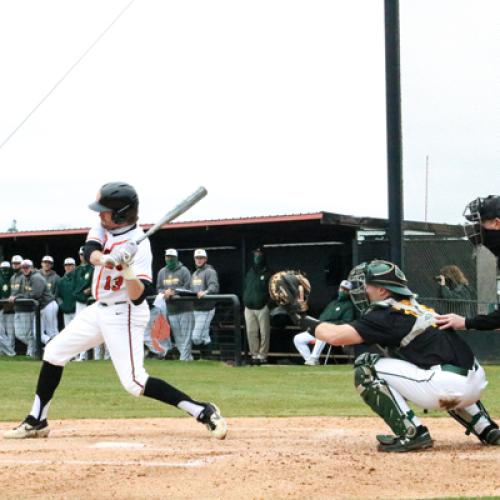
[111,202,135,224]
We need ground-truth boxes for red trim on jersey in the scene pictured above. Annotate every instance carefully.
[107,239,128,252]
[95,266,104,300]
[95,239,129,298]
[128,304,144,390]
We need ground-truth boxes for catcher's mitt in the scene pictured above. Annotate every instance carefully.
[269,270,311,314]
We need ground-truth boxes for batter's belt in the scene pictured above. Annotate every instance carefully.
[98,300,128,307]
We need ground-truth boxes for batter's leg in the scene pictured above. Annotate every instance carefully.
[3,304,103,439]
[103,302,227,439]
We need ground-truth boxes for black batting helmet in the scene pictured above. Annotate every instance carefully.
[89,182,139,224]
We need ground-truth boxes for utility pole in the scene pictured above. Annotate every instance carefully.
[384,0,404,266]
[424,155,429,222]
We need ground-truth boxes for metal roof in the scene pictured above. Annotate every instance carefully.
[0,212,324,239]
[0,210,464,240]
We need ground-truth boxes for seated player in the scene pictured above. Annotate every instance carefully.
[293,280,355,365]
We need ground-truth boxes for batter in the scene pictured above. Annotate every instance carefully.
[4,182,227,440]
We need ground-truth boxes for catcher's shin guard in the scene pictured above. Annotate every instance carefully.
[448,401,500,444]
[354,353,418,439]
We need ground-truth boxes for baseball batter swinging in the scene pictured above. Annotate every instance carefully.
[4,182,227,440]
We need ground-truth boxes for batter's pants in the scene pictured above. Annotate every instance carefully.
[44,301,150,396]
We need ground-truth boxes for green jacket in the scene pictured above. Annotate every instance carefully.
[438,283,473,301]
[57,271,76,314]
[243,264,272,310]
[73,263,94,304]
[0,268,12,299]
[319,296,356,324]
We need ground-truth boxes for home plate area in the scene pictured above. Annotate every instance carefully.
[1,417,500,499]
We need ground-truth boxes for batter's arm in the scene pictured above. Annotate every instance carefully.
[124,273,145,301]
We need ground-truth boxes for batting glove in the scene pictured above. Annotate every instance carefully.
[100,254,120,269]
[111,241,138,266]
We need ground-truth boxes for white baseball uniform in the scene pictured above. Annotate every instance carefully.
[43,224,153,396]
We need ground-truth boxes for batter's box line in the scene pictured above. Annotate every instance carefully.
[0,456,231,468]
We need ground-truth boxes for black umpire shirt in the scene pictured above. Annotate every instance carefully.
[466,308,500,331]
[351,306,475,371]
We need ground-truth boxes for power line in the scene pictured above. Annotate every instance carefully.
[0,0,137,151]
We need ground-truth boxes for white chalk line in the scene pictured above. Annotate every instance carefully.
[0,456,226,468]
[91,441,146,449]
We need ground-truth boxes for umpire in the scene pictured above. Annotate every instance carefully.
[436,195,500,330]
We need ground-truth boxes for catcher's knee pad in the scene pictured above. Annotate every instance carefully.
[448,401,499,443]
[354,353,417,438]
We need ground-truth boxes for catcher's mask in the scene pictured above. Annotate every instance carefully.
[463,196,500,257]
[89,182,139,225]
[347,260,413,313]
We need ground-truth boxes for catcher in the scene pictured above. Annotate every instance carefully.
[269,265,500,452]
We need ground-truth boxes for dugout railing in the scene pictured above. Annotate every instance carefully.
[146,294,243,366]
[0,298,42,359]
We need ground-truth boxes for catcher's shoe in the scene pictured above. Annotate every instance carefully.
[4,416,50,439]
[480,425,500,445]
[197,403,227,440]
[377,425,433,453]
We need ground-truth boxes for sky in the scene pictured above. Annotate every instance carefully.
[0,0,498,232]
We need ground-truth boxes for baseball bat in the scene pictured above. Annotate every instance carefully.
[136,186,208,244]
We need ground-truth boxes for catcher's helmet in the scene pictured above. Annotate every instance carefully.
[348,259,413,313]
[364,260,413,296]
[89,182,139,224]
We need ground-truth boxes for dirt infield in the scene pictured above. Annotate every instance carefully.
[1,417,499,499]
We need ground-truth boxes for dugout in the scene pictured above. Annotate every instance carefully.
[0,211,490,310]
[0,212,497,362]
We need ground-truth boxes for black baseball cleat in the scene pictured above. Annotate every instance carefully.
[376,425,433,452]
[480,425,500,445]
[196,403,227,440]
[4,416,50,439]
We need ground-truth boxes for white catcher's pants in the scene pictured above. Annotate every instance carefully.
[44,301,150,396]
[374,357,488,411]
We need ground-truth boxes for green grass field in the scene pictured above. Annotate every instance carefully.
[1,357,500,421]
